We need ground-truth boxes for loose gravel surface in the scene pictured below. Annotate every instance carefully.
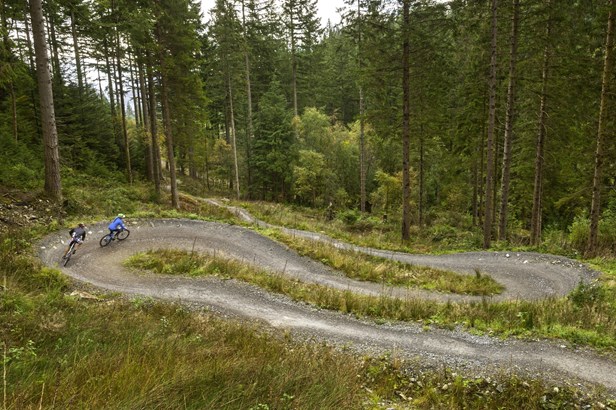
[38,215,616,395]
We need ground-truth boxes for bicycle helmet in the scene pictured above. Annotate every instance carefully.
[117,213,126,218]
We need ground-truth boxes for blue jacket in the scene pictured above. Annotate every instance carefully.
[108,217,126,231]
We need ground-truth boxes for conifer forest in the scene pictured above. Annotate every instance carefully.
[2,0,616,254]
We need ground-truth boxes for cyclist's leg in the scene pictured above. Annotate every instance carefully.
[73,239,82,253]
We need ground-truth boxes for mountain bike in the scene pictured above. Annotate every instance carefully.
[61,238,81,267]
[99,228,130,247]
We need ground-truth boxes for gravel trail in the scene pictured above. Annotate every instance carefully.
[38,216,615,394]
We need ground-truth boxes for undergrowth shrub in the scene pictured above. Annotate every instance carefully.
[568,212,616,256]
[568,281,607,308]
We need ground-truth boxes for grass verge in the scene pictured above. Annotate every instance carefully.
[125,249,616,351]
[263,228,503,296]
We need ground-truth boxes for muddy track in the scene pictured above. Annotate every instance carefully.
[38,214,616,394]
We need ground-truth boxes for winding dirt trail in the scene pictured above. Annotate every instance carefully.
[38,212,616,394]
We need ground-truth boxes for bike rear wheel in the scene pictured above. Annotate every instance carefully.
[99,234,112,247]
[117,229,130,241]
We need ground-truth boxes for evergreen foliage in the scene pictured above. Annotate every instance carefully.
[0,0,615,250]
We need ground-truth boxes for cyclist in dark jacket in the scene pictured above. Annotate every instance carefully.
[64,223,87,255]
[108,213,127,239]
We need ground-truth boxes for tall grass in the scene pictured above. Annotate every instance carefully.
[265,229,504,296]
[127,249,616,351]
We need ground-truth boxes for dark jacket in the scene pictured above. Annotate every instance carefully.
[69,226,87,241]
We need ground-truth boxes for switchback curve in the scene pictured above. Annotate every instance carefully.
[38,217,615,393]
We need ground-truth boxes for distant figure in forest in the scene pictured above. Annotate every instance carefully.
[327,202,334,221]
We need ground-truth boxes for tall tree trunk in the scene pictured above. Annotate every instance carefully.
[22,2,35,72]
[498,0,520,241]
[358,0,367,213]
[160,68,179,208]
[29,0,62,201]
[70,8,83,97]
[241,0,254,195]
[587,0,616,256]
[45,10,62,86]
[139,57,153,182]
[115,29,132,183]
[129,52,141,126]
[228,79,241,199]
[146,51,161,195]
[103,37,117,126]
[1,8,18,141]
[419,124,425,227]
[401,0,411,241]
[483,0,498,249]
[530,1,552,246]
[156,22,178,208]
[290,9,298,118]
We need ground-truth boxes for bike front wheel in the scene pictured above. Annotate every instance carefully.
[117,229,130,241]
[99,235,112,247]
[62,243,74,266]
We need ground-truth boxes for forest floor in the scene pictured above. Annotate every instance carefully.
[37,203,616,397]
[0,187,62,234]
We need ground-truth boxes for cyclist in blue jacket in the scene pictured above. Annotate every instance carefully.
[108,213,127,239]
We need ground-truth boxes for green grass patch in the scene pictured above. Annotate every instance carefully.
[126,249,616,351]
[263,229,503,296]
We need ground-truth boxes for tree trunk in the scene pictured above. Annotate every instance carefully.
[1,5,16,141]
[358,0,366,213]
[401,0,411,241]
[483,0,498,249]
[103,37,117,126]
[129,52,141,126]
[160,68,179,208]
[146,51,161,196]
[419,124,425,227]
[138,57,153,182]
[70,8,84,97]
[498,0,520,241]
[241,0,254,195]
[22,2,35,72]
[46,9,62,86]
[115,29,132,183]
[530,1,552,246]
[290,9,298,118]
[228,79,241,199]
[29,0,62,201]
[587,0,616,256]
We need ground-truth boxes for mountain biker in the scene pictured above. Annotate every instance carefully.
[108,213,127,239]
[64,223,87,256]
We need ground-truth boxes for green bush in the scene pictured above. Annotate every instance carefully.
[568,212,616,255]
[568,281,606,308]
[337,209,360,225]
[569,215,590,252]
